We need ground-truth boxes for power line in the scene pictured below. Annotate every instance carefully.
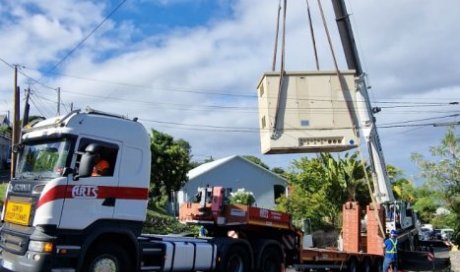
[21,67,460,104]
[0,57,14,69]
[379,114,460,126]
[29,96,48,117]
[29,86,459,117]
[42,0,128,77]
[139,116,460,134]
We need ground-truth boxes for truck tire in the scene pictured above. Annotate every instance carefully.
[347,258,357,272]
[219,245,250,272]
[373,259,383,272]
[361,258,371,272]
[83,243,131,272]
[258,247,282,272]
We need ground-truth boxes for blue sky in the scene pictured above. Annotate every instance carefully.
[0,0,459,185]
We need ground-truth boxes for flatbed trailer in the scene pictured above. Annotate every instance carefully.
[179,186,385,271]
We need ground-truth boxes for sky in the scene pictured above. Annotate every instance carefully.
[0,0,459,183]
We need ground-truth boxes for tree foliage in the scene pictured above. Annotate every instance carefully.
[149,129,191,208]
[411,127,460,245]
[412,184,441,223]
[276,152,370,230]
[387,164,416,203]
[229,189,256,206]
[0,125,11,136]
[242,155,269,169]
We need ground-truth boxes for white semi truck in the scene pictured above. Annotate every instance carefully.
[0,109,223,272]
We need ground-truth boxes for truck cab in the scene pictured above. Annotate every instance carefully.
[1,109,151,271]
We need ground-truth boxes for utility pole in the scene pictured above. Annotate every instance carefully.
[11,65,20,179]
[57,87,61,115]
[22,88,31,127]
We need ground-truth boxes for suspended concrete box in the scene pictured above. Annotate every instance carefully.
[257,70,359,154]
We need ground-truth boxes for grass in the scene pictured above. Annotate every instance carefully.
[0,183,7,206]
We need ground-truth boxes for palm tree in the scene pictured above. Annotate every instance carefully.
[340,153,366,202]
[318,152,371,205]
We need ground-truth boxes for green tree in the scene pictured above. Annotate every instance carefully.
[189,156,214,170]
[277,152,369,230]
[387,165,416,203]
[412,127,460,245]
[271,167,286,176]
[412,184,441,223]
[150,129,191,209]
[242,155,269,169]
[0,125,11,136]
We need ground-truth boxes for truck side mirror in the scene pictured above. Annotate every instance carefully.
[76,152,97,179]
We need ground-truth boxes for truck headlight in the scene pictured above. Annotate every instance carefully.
[28,241,54,253]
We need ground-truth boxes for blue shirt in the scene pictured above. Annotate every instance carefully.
[384,238,398,261]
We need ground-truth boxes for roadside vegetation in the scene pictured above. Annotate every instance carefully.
[0,183,6,206]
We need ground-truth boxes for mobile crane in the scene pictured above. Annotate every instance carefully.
[331,0,418,243]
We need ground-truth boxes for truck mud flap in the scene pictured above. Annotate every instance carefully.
[399,250,450,271]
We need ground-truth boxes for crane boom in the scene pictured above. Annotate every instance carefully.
[331,0,395,203]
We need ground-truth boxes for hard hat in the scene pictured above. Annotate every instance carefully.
[390,229,398,236]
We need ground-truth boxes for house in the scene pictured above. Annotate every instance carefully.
[177,155,288,210]
[0,115,11,169]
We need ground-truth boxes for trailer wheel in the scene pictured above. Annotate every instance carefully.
[373,259,383,272]
[361,258,371,272]
[259,247,282,272]
[83,243,131,272]
[347,258,357,272]
[219,245,250,272]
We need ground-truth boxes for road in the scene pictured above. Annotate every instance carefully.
[451,248,460,272]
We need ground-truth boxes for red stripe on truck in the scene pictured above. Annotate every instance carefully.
[37,185,149,208]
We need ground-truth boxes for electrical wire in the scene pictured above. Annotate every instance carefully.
[42,0,128,77]
[20,67,460,104]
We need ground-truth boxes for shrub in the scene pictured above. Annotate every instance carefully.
[229,188,256,206]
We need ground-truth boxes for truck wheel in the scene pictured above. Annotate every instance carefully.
[259,247,282,272]
[361,258,371,272]
[219,245,250,272]
[373,259,383,272]
[347,258,357,272]
[84,243,131,272]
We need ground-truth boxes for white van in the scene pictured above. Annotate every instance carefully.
[440,228,454,240]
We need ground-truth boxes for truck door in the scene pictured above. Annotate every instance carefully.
[59,138,120,230]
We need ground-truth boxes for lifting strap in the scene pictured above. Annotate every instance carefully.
[306,0,320,70]
[271,0,287,139]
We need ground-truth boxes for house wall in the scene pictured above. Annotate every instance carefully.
[179,158,287,209]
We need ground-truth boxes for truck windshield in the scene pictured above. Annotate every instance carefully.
[16,138,72,180]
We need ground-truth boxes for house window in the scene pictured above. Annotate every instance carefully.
[273,185,285,201]
[261,116,266,129]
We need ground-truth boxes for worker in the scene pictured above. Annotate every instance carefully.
[92,156,110,176]
[199,225,207,237]
[383,229,399,272]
